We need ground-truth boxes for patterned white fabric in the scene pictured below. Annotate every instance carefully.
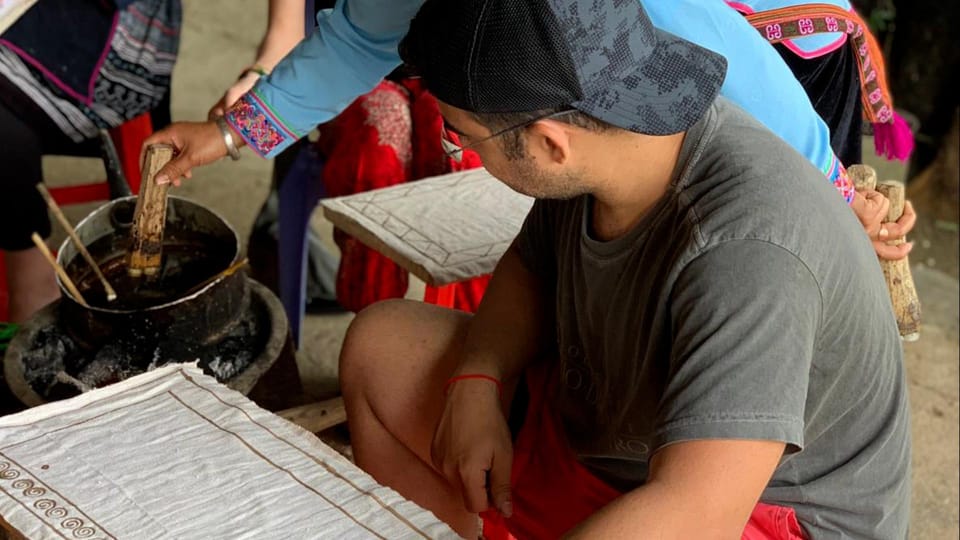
[321,168,533,286]
[0,364,457,539]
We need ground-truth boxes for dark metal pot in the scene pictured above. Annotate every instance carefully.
[56,196,249,351]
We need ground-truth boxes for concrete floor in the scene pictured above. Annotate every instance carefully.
[39,1,958,537]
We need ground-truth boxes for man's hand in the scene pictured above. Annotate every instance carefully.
[208,71,260,119]
[431,376,514,518]
[141,121,231,186]
[850,189,917,260]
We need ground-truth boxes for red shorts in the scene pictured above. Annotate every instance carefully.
[480,364,807,540]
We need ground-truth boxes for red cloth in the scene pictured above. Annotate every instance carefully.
[480,363,808,540]
[316,79,486,312]
[423,276,492,313]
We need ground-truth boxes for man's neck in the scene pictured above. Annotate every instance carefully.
[584,131,686,241]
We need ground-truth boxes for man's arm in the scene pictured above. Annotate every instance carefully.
[566,439,786,539]
[431,242,549,517]
[225,0,423,158]
[457,243,548,386]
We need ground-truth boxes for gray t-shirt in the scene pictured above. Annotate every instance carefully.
[515,98,911,539]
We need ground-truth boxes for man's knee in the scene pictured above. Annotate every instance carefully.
[339,299,470,397]
[339,299,411,391]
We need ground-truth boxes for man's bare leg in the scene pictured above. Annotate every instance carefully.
[340,299,499,538]
[5,247,60,323]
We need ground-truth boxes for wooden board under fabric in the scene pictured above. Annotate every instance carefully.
[277,397,347,434]
[127,144,174,276]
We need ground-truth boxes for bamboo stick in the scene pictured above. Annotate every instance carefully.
[35,184,117,301]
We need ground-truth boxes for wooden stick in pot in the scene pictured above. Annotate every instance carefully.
[35,184,117,301]
[128,144,175,277]
[30,232,89,307]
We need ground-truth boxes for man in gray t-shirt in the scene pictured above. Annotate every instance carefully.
[515,97,910,538]
[337,0,911,539]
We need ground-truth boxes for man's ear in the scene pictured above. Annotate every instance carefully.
[526,120,572,165]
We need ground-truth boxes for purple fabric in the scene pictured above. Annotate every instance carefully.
[278,144,325,346]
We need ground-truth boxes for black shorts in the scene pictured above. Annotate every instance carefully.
[774,41,864,167]
[0,75,100,251]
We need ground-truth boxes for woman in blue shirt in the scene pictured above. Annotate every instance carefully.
[150,0,839,179]
[145,0,914,258]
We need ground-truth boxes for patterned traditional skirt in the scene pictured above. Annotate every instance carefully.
[0,0,181,142]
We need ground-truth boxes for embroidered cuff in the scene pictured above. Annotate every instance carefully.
[825,155,855,205]
[224,91,298,159]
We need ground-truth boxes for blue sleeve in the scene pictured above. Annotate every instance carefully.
[224,0,423,158]
[644,0,846,193]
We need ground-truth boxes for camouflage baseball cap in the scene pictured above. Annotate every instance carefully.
[400,0,728,135]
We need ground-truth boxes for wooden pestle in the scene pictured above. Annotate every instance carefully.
[848,164,921,341]
[848,163,878,193]
[876,180,921,341]
[128,144,175,277]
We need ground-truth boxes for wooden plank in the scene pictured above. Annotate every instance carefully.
[276,397,347,434]
[127,144,174,276]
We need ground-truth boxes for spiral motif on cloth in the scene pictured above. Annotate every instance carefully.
[34,499,57,511]
[62,517,83,529]
[12,479,32,490]
[0,461,9,471]
[73,526,97,538]
[46,506,68,519]
[0,468,20,479]
[24,486,47,497]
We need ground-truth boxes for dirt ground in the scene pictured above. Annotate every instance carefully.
[24,1,960,537]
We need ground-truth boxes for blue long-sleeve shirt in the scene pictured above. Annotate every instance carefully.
[225,0,842,188]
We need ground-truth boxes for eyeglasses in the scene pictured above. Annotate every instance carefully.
[440,109,576,162]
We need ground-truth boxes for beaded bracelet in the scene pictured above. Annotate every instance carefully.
[238,64,270,80]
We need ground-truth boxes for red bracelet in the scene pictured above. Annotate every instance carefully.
[443,374,503,398]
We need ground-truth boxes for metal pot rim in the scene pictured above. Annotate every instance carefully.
[55,195,241,315]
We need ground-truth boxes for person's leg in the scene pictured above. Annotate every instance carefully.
[3,249,60,323]
[0,74,108,323]
[340,299,489,538]
[0,93,59,322]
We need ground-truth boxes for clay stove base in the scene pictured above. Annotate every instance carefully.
[2,279,304,412]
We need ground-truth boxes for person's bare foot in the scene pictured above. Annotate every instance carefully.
[5,246,61,323]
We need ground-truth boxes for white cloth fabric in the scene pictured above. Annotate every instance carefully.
[0,364,458,539]
[321,168,533,286]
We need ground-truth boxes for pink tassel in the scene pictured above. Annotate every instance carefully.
[872,112,915,161]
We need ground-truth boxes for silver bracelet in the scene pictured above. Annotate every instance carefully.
[215,116,242,161]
